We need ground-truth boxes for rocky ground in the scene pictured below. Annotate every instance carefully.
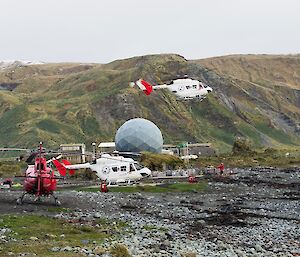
[0,167,300,257]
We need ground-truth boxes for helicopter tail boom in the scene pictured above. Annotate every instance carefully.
[52,159,89,176]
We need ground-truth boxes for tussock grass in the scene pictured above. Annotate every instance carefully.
[110,244,131,257]
[196,148,300,168]
[0,161,23,177]
[140,152,184,171]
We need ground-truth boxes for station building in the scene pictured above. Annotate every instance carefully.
[60,143,86,163]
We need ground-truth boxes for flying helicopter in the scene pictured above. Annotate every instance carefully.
[130,75,213,101]
[52,152,152,185]
[13,142,74,205]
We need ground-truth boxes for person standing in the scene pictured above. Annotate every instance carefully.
[100,180,108,193]
[217,163,225,175]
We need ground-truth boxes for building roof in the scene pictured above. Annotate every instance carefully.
[98,142,116,148]
[60,143,85,147]
[163,143,211,148]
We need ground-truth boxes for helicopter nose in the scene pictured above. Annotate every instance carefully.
[206,86,213,93]
[140,167,151,177]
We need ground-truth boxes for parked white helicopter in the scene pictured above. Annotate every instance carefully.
[53,154,151,185]
[130,76,213,101]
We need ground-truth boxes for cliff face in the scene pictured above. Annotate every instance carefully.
[0,54,299,151]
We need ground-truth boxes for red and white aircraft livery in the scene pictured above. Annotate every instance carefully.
[53,154,151,185]
[16,143,73,205]
[130,76,213,101]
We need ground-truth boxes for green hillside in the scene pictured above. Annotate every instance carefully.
[0,54,299,151]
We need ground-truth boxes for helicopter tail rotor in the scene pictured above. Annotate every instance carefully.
[131,79,153,96]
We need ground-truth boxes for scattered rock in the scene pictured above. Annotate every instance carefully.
[50,247,60,252]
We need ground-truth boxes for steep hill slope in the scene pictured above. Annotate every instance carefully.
[195,54,300,144]
[0,54,299,151]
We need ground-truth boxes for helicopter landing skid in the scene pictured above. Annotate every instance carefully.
[16,192,27,205]
[16,192,61,206]
[51,193,61,206]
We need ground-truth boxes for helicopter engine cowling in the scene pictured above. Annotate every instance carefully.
[41,170,57,193]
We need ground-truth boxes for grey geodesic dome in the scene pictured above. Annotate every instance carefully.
[115,118,163,153]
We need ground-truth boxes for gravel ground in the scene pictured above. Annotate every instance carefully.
[0,167,299,256]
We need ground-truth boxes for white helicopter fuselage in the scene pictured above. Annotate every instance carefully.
[155,78,213,100]
[131,77,213,100]
[64,154,151,184]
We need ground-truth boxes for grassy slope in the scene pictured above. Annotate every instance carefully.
[0,54,299,150]
[194,54,300,89]
[193,54,300,150]
[194,54,300,119]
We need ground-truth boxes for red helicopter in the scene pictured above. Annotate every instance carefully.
[16,142,74,206]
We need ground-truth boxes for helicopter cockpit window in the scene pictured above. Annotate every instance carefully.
[36,163,44,171]
[130,164,136,172]
[120,166,127,172]
[135,163,144,170]
[112,167,118,172]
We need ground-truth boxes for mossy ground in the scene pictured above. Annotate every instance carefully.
[0,215,129,257]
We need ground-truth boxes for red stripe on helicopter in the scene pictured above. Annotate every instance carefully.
[52,159,66,176]
[62,160,75,175]
[136,79,153,95]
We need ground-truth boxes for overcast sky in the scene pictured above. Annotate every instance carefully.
[0,0,299,63]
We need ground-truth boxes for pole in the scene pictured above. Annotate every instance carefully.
[37,142,42,196]
[92,142,96,164]
[186,142,189,166]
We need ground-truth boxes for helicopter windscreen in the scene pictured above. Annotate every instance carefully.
[134,163,144,170]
